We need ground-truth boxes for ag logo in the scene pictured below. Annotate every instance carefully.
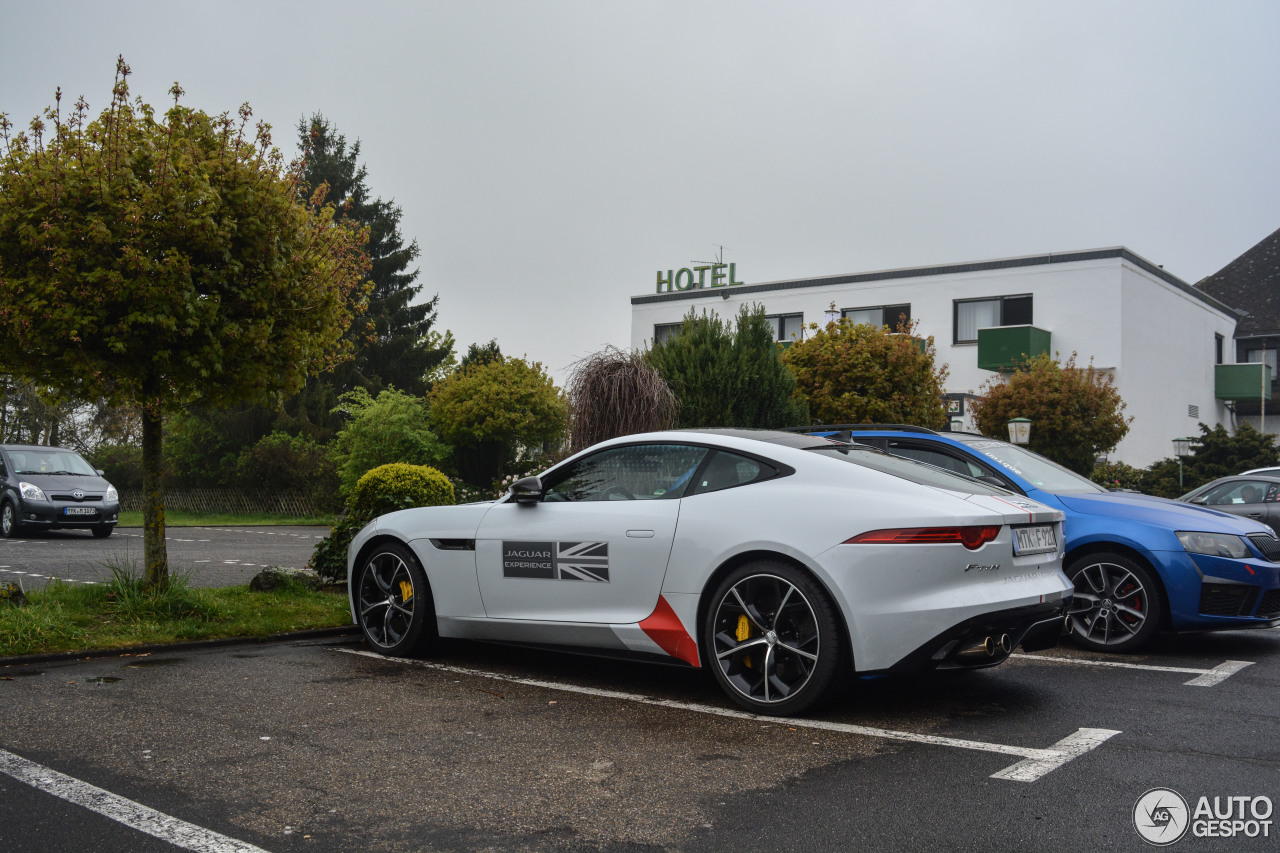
[72,489,85,500]
[1134,788,1189,845]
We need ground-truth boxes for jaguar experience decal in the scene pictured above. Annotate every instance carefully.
[503,541,610,582]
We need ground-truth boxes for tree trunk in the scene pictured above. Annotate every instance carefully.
[141,407,169,589]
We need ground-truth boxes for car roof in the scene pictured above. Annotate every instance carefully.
[679,428,846,451]
[0,444,78,452]
[1196,474,1280,485]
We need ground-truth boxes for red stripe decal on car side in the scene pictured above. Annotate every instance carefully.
[639,595,700,668]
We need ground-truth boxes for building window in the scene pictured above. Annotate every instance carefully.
[1215,334,1224,365]
[953,294,1033,344]
[654,323,683,344]
[766,313,804,343]
[841,304,911,330]
[1245,347,1278,375]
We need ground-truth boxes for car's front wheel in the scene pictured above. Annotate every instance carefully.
[1066,551,1163,652]
[1,501,21,539]
[354,541,436,656]
[92,525,114,539]
[704,561,843,715]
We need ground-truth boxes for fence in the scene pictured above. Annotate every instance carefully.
[118,488,321,518]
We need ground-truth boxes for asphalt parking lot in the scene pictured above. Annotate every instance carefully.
[1,625,1277,852]
[0,526,329,589]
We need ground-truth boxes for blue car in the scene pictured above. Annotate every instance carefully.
[805,426,1280,652]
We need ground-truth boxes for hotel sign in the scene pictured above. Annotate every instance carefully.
[656,263,744,293]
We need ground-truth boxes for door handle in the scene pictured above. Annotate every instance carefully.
[626,529,655,538]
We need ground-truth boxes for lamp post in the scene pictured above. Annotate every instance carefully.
[1173,436,1192,489]
[1007,418,1032,445]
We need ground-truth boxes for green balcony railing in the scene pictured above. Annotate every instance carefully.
[977,325,1052,373]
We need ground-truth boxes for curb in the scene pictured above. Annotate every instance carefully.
[0,625,361,668]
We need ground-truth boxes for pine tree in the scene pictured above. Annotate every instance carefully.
[293,114,449,406]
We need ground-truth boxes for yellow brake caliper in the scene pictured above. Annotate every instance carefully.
[737,614,753,668]
[399,580,414,603]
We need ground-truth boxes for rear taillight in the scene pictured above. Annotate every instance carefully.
[844,525,1001,551]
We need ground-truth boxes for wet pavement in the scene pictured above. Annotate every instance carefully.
[1,627,1277,852]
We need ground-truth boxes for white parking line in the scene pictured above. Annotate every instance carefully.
[336,648,1120,782]
[1012,653,1254,686]
[0,747,271,853]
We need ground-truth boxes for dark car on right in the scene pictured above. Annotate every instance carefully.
[0,444,120,538]
[1179,475,1280,526]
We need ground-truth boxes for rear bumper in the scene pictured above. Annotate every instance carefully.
[879,599,1070,674]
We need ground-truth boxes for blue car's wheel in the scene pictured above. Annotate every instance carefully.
[1066,552,1163,652]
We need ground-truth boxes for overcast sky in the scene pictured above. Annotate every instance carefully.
[3,1,1278,384]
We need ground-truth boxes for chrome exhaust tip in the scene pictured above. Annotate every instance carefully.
[998,633,1012,654]
[1062,614,1074,636]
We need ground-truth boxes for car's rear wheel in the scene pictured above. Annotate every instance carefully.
[704,561,843,715]
[1,501,21,539]
[354,541,437,656]
[1066,551,1163,652]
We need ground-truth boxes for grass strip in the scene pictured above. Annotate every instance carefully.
[0,564,351,657]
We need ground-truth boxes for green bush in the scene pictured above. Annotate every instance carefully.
[428,356,568,486]
[1090,460,1146,492]
[330,388,451,495]
[646,304,807,430]
[309,463,455,582]
[1139,422,1279,498]
[782,313,945,429]
[235,431,341,512]
[90,443,144,490]
[349,463,455,519]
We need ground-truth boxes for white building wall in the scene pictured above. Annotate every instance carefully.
[630,251,1238,467]
[1115,265,1237,465]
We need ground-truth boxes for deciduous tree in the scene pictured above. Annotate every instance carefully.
[970,352,1130,476]
[428,357,568,485]
[782,315,948,428]
[0,59,369,586]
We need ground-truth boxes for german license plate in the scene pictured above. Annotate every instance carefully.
[63,506,97,516]
[1013,525,1057,555]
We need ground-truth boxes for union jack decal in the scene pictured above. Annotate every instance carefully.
[556,541,609,582]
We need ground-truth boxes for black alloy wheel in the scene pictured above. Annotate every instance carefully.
[705,561,843,715]
[355,541,436,656]
[1066,551,1163,653]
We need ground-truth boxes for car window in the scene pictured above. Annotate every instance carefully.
[1200,480,1273,506]
[10,450,97,476]
[887,441,990,479]
[956,438,1106,494]
[689,451,777,495]
[810,444,1013,495]
[542,444,708,502]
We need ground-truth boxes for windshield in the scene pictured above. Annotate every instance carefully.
[810,444,1013,495]
[7,449,98,476]
[957,438,1106,494]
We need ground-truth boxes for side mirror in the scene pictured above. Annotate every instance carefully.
[510,475,545,505]
[974,475,1008,489]
[95,469,105,476]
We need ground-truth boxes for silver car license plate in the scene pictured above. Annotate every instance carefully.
[63,506,97,516]
[1013,525,1057,555]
